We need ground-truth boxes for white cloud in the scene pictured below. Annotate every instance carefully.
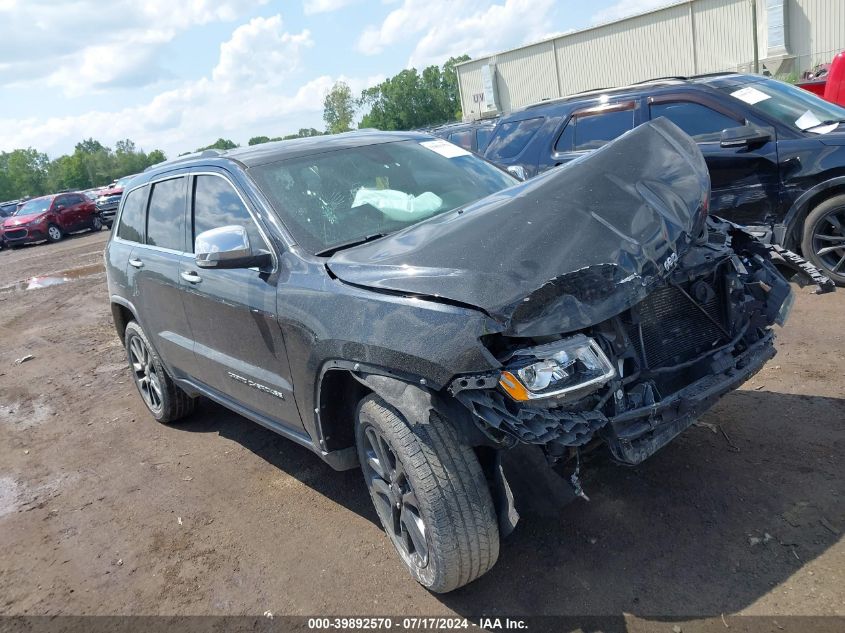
[0,14,380,157]
[303,0,358,15]
[0,0,267,93]
[356,0,556,68]
[213,15,313,89]
[591,0,674,25]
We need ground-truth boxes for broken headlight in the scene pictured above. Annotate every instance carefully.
[498,334,616,402]
[776,287,794,326]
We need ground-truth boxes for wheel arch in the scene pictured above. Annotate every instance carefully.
[783,177,845,250]
[313,362,490,460]
[110,296,139,344]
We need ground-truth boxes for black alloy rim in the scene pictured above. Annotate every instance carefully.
[361,424,429,568]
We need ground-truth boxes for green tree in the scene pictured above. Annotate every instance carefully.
[323,81,356,134]
[0,140,166,199]
[4,148,49,198]
[198,138,238,151]
[248,136,272,146]
[147,149,166,165]
[359,55,470,130]
[295,127,323,137]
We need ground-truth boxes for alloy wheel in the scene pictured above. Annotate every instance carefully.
[128,335,163,412]
[361,424,429,568]
[48,226,62,241]
[93,216,103,230]
[812,207,845,275]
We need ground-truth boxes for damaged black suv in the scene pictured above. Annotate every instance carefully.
[106,121,801,593]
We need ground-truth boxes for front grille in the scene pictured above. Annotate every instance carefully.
[626,283,727,369]
[4,228,27,240]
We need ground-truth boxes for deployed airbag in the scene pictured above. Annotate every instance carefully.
[352,188,443,221]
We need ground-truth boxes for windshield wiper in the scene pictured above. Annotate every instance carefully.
[805,119,845,131]
[316,233,388,257]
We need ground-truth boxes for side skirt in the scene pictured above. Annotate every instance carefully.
[175,377,359,471]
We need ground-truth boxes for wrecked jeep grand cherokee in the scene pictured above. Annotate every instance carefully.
[106,119,808,593]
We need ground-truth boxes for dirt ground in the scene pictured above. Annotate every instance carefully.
[0,230,843,621]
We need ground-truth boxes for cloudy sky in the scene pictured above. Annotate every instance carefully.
[0,0,669,158]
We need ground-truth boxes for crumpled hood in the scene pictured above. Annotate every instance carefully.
[327,118,711,337]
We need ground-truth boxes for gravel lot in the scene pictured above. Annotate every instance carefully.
[0,230,843,621]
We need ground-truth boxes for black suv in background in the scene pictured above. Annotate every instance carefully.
[106,125,797,592]
[484,73,845,284]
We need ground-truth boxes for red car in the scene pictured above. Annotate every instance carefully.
[797,51,845,107]
[1,192,103,248]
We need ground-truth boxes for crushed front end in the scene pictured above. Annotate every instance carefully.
[451,218,794,468]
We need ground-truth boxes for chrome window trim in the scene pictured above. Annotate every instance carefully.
[114,169,278,273]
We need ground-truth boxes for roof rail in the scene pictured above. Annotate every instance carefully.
[143,148,224,172]
[689,71,743,79]
[631,76,689,84]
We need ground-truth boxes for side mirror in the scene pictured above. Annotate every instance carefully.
[720,125,772,149]
[195,225,271,269]
[506,165,527,181]
[55,204,66,211]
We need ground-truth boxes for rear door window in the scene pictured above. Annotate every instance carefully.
[573,109,634,151]
[146,177,186,251]
[650,101,741,141]
[485,117,544,160]
[116,186,148,243]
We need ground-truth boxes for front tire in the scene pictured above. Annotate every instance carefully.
[355,395,499,593]
[802,194,845,285]
[124,321,196,424]
[91,215,104,231]
[47,224,63,243]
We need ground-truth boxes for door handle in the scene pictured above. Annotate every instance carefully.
[128,258,144,268]
[181,270,202,284]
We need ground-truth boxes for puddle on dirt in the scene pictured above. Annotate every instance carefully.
[1,263,105,292]
[0,477,20,518]
[0,397,55,430]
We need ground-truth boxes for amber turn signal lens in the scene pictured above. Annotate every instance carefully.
[498,371,530,401]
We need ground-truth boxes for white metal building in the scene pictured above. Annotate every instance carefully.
[456,0,845,119]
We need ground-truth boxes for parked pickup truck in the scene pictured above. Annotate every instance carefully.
[797,51,845,107]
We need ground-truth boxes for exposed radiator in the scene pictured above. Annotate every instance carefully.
[627,282,727,369]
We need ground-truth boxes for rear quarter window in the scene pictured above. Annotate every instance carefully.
[116,186,148,243]
[485,117,544,160]
[475,127,494,152]
[573,109,634,151]
[448,130,473,150]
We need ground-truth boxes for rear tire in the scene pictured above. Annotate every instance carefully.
[124,321,196,424]
[355,394,499,593]
[801,194,845,286]
[47,224,63,243]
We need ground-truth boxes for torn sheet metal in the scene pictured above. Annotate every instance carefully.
[327,118,711,337]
